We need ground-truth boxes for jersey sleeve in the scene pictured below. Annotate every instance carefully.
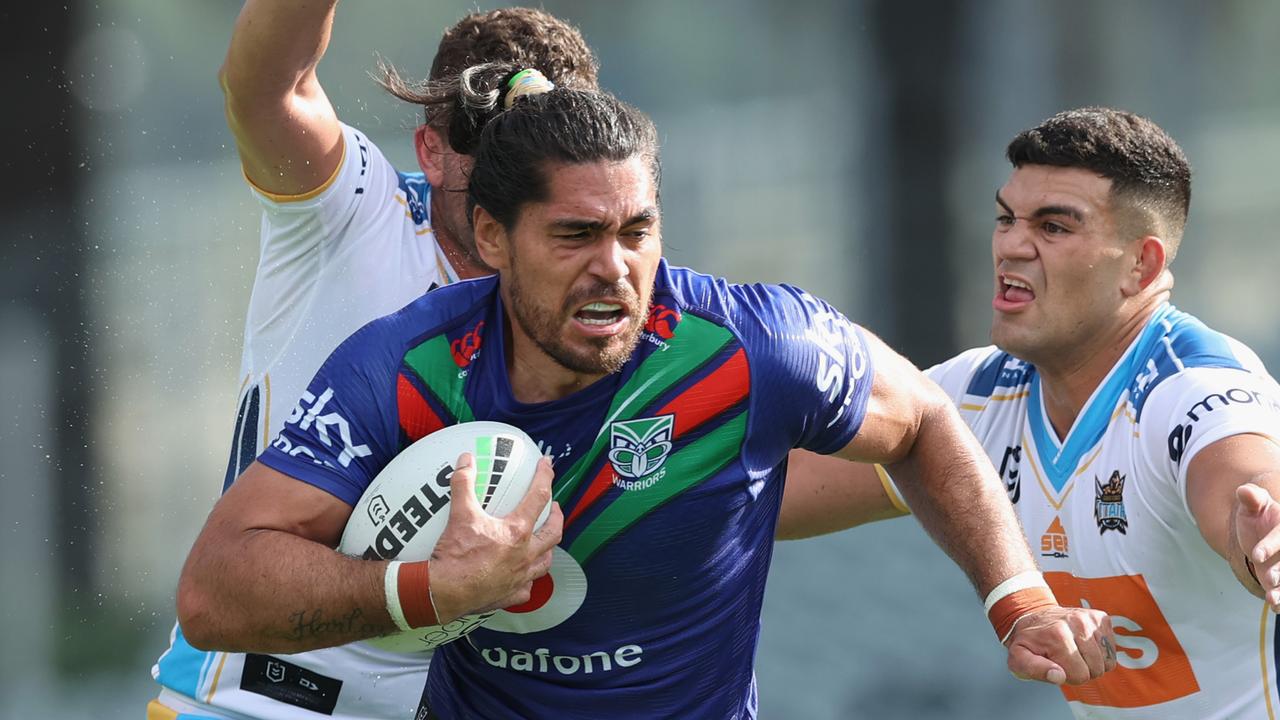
[247,123,405,257]
[923,346,1003,404]
[256,320,404,506]
[1138,366,1280,516]
[728,283,875,457]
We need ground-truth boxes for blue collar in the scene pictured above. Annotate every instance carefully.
[1027,304,1174,492]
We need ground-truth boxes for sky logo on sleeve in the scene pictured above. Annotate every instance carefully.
[287,387,372,467]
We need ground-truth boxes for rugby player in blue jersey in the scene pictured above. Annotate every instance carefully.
[177,68,1118,718]
[153,6,601,719]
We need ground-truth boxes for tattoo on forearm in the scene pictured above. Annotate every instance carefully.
[284,607,388,642]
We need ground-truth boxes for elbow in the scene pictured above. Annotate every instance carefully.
[176,571,221,651]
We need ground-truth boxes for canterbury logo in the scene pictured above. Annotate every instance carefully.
[450,321,485,368]
[643,305,680,340]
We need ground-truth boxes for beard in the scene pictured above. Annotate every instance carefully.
[506,272,649,376]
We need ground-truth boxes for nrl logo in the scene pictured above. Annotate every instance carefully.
[1094,470,1128,535]
[608,415,674,491]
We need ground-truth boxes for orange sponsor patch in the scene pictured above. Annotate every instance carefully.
[1045,572,1199,708]
[1040,516,1069,558]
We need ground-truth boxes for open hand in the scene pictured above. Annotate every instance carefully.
[1237,482,1280,609]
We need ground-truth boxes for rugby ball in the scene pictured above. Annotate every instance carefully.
[338,421,547,652]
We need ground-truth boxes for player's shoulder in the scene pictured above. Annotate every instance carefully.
[661,262,837,334]
[334,275,497,367]
[930,346,1034,402]
[1129,304,1270,417]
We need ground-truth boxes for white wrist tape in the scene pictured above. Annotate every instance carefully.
[384,561,413,632]
[983,570,1051,614]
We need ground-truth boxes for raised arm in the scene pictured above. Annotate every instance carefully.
[219,0,345,196]
[830,330,1115,685]
[177,455,561,654]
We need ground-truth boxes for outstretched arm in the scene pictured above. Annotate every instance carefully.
[177,454,561,654]
[831,330,1115,685]
[1185,433,1280,605]
[220,0,344,196]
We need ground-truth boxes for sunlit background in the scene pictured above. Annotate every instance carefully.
[4,1,1280,717]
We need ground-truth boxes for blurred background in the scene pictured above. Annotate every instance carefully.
[3,1,1279,717]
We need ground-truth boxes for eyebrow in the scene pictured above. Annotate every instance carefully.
[548,207,659,232]
[995,191,1085,223]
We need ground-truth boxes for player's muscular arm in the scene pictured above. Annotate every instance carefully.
[177,457,561,653]
[177,461,395,653]
[831,331,1115,685]
[1185,434,1280,606]
[831,332,1034,592]
[776,451,907,541]
[220,0,344,196]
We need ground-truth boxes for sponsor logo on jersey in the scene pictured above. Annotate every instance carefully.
[1045,572,1198,707]
[999,357,1031,386]
[1040,515,1069,558]
[608,415,674,491]
[285,387,373,467]
[642,304,681,345]
[801,293,867,429]
[999,445,1022,504]
[1167,385,1280,463]
[477,642,644,676]
[487,547,587,634]
[1094,470,1128,535]
[450,321,485,369]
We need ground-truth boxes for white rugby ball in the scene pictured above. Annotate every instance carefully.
[339,420,547,652]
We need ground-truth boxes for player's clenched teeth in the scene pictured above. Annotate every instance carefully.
[575,301,626,326]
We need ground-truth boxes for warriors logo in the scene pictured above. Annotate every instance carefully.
[608,415,675,490]
[1095,470,1129,535]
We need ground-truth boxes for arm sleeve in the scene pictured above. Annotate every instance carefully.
[1138,367,1280,518]
[728,283,876,459]
[248,123,405,257]
[257,321,404,506]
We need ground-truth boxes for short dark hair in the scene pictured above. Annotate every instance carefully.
[442,64,659,231]
[377,8,599,140]
[1006,107,1192,258]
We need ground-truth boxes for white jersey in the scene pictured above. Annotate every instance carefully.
[151,124,453,720]
[890,304,1280,719]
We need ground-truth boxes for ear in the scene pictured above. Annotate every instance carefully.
[414,125,448,187]
[473,206,510,271]
[1126,235,1167,295]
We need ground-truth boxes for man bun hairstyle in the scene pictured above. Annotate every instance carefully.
[377,7,599,139]
[438,62,659,231]
[1007,107,1192,259]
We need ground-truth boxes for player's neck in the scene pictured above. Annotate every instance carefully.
[432,213,494,281]
[502,315,608,405]
[1035,296,1167,441]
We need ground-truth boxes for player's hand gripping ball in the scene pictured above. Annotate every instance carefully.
[339,421,549,652]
